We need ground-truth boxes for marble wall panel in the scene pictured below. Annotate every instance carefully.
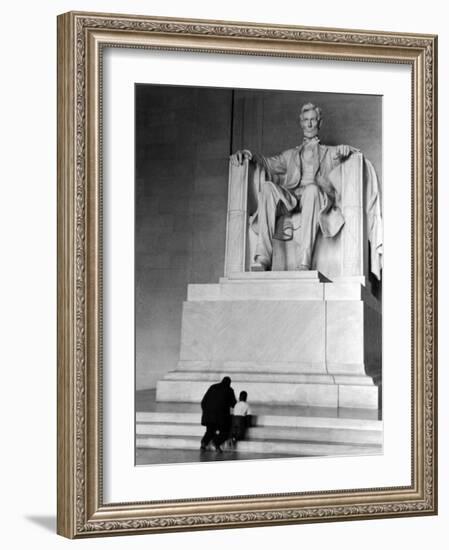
[177,360,327,374]
[338,384,378,409]
[324,282,363,301]
[179,302,219,361]
[179,300,326,363]
[326,301,364,365]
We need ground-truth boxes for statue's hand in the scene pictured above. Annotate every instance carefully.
[230,149,252,166]
[334,145,360,160]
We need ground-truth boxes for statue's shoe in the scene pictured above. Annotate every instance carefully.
[251,255,271,271]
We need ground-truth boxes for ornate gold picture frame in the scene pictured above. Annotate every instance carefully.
[57,11,437,538]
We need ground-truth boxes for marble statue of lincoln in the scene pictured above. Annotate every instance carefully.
[230,102,359,271]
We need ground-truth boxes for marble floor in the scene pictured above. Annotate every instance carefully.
[136,447,292,466]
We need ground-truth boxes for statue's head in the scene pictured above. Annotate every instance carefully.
[299,103,322,139]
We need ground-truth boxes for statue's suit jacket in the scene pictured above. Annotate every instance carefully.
[254,143,346,239]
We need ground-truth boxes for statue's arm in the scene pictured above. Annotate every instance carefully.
[319,146,362,206]
[230,149,286,178]
[254,152,286,178]
[333,144,360,162]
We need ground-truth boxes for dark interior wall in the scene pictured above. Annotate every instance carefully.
[135,85,233,389]
[135,85,382,390]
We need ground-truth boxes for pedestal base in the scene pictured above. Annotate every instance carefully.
[156,272,381,410]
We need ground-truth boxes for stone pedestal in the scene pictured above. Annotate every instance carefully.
[155,155,382,414]
[156,271,381,409]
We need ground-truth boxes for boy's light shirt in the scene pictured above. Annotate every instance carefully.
[233,402,251,415]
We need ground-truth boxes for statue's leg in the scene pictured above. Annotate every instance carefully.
[296,184,322,269]
[254,180,295,269]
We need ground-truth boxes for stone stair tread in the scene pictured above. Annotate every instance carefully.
[137,413,199,424]
[244,433,380,446]
[224,270,324,281]
[136,422,383,444]
[156,379,379,408]
[136,422,382,434]
[137,433,379,447]
[136,390,381,419]
[177,361,366,375]
[255,414,382,429]
[136,411,382,429]
[164,378,334,384]
[166,370,334,376]
[162,371,373,386]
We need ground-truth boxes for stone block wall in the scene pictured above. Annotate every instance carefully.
[135,85,232,388]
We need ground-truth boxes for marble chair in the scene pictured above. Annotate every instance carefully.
[225,152,382,282]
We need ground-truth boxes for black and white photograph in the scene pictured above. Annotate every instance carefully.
[134,85,383,465]
[3,0,444,545]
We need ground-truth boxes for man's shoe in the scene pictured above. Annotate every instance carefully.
[214,445,223,453]
[200,445,207,451]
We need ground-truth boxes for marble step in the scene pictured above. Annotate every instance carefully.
[187,281,325,301]
[136,434,381,457]
[136,421,383,445]
[162,370,373,386]
[176,360,367,376]
[225,270,324,281]
[136,411,382,431]
[156,379,379,409]
[187,277,367,302]
[225,272,367,286]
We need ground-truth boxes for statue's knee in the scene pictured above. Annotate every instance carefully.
[304,184,320,195]
[302,184,320,200]
[261,180,276,197]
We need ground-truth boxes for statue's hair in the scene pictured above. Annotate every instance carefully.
[299,102,322,121]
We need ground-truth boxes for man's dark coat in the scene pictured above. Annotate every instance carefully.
[201,381,237,428]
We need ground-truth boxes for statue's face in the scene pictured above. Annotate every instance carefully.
[300,109,321,138]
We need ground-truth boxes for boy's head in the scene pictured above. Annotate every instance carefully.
[239,391,248,402]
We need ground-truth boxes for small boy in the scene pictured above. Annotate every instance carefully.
[230,391,252,445]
